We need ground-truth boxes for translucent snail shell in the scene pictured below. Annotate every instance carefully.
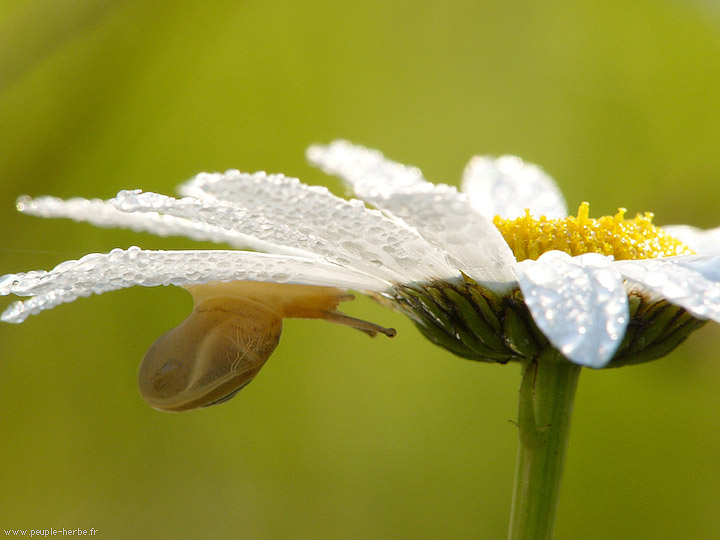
[138,295,282,412]
[138,281,395,412]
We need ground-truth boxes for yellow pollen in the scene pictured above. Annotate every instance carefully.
[493,202,694,261]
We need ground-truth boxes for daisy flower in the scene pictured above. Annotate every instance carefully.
[2,140,720,414]
[5,140,720,538]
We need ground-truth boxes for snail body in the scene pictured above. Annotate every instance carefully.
[138,281,395,412]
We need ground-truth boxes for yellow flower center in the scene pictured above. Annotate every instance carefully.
[492,202,693,261]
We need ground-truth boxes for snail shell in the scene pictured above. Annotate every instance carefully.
[138,296,282,412]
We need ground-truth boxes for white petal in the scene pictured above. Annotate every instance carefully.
[669,255,720,282]
[111,187,456,284]
[15,195,305,254]
[0,248,389,323]
[181,170,460,280]
[612,257,720,322]
[515,251,629,368]
[307,140,430,197]
[661,224,720,255]
[461,155,567,219]
[307,140,516,283]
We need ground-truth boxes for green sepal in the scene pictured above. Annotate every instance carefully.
[609,296,700,366]
[443,287,508,353]
[503,301,541,358]
[401,286,455,335]
[387,280,705,369]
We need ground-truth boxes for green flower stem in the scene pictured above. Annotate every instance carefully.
[508,350,582,540]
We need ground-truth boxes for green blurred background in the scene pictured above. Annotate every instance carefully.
[1,1,720,538]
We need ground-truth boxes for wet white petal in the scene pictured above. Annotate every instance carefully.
[0,248,389,323]
[15,195,306,255]
[669,255,720,282]
[111,189,456,283]
[307,140,428,197]
[461,155,567,219]
[662,224,720,256]
[307,140,516,282]
[177,170,458,280]
[515,251,629,368]
[613,258,720,322]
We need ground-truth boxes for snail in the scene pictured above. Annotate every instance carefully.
[138,281,395,411]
